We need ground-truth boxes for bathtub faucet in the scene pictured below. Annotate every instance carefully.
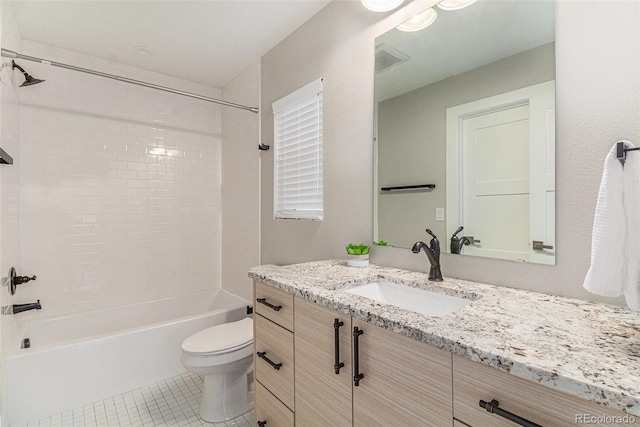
[2,300,41,315]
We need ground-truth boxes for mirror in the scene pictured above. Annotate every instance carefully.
[373,0,556,265]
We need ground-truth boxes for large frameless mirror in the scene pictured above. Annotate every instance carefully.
[373,0,556,265]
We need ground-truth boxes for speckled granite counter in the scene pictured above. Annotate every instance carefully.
[248,259,640,415]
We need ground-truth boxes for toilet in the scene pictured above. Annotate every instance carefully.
[181,317,254,422]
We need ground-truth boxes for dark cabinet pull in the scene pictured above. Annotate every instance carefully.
[258,421,267,427]
[353,326,364,386]
[334,318,345,374]
[256,298,282,311]
[479,399,543,427]
[257,351,282,370]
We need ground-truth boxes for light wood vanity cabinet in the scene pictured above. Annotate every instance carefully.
[254,314,294,409]
[254,280,633,427]
[294,296,453,427]
[255,281,294,331]
[452,355,630,427]
[294,297,352,426]
[254,282,295,427]
[351,317,453,426]
[255,381,294,427]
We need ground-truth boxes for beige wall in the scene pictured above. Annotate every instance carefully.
[222,61,261,302]
[377,43,555,249]
[261,0,639,302]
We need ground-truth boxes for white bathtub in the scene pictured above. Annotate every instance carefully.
[4,289,250,426]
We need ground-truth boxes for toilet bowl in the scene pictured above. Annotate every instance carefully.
[181,317,254,422]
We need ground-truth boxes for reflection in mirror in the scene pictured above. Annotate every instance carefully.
[373,0,556,265]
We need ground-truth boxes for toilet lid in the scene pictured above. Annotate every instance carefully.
[182,317,253,355]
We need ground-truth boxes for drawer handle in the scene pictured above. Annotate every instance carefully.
[334,318,345,374]
[353,326,364,386]
[479,399,542,427]
[257,351,282,370]
[258,421,267,427]
[256,298,282,311]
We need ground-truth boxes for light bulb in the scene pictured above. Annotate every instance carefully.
[361,0,404,13]
[437,0,478,11]
[397,8,438,32]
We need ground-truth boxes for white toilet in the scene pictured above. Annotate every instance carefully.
[180,317,254,422]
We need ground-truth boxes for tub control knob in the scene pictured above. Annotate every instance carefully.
[7,267,37,295]
[14,275,36,285]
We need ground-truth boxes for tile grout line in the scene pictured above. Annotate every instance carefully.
[22,373,253,427]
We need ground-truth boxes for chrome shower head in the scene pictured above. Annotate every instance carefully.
[12,60,45,87]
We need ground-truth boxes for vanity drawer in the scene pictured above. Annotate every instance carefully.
[255,280,294,331]
[255,380,294,427]
[255,313,294,410]
[453,355,629,427]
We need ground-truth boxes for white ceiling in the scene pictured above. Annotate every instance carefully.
[375,0,556,101]
[11,0,331,88]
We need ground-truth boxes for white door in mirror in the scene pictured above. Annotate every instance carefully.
[462,104,531,261]
[446,81,556,264]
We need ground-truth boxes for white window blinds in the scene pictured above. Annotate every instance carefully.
[272,78,323,220]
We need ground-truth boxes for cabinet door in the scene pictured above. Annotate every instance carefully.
[294,297,352,426]
[352,318,453,427]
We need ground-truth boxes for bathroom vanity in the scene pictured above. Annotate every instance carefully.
[250,260,640,426]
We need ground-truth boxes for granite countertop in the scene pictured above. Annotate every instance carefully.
[248,259,640,415]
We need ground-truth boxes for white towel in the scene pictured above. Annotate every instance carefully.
[583,141,640,310]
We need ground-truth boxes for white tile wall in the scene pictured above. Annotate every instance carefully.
[13,40,223,317]
[0,52,21,353]
[1,3,25,425]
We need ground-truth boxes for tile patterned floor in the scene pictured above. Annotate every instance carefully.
[22,373,254,427]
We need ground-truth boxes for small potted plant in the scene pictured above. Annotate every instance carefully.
[346,243,371,267]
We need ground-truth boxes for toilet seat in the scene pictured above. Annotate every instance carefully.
[182,317,253,356]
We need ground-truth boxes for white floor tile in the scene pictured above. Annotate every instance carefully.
[20,373,254,427]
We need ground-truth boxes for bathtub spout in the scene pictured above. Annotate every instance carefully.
[2,300,41,315]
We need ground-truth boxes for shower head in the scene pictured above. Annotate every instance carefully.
[20,74,45,87]
[12,60,45,87]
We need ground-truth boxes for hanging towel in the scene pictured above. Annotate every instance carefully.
[583,141,640,311]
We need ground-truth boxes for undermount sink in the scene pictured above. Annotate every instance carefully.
[344,280,474,317]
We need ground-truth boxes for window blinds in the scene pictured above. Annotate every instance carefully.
[272,79,323,220]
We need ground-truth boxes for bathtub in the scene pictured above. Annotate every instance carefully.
[4,289,250,426]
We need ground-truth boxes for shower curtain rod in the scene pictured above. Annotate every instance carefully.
[1,48,259,113]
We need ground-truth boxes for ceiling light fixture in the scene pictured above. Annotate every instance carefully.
[437,0,478,11]
[361,0,404,13]
[397,8,437,32]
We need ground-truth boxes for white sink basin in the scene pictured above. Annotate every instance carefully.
[344,280,473,317]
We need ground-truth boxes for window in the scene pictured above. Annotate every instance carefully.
[272,78,323,220]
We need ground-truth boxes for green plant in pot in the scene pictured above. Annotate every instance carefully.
[346,244,370,267]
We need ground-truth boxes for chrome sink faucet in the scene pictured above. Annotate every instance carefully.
[412,229,443,282]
